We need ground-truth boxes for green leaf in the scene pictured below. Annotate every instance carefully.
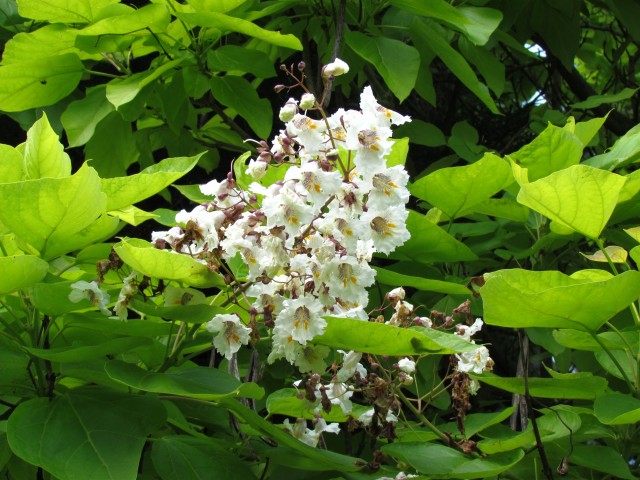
[77,3,170,36]
[573,115,608,147]
[391,0,502,45]
[471,198,529,222]
[0,53,84,112]
[594,392,640,425]
[345,31,420,102]
[266,389,360,422]
[584,124,640,170]
[23,113,71,179]
[210,76,272,138]
[374,266,470,295]
[62,312,173,338]
[572,87,638,109]
[516,164,626,239]
[6,386,166,480]
[570,445,636,479]
[381,443,523,479]
[207,45,275,78]
[86,111,140,177]
[1,24,86,65]
[481,269,640,331]
[394,119,446,147]
[0,164,106,259]
[104,360,264,400]
[152,436,257,480]
[177,12,302,50]
[508,123,583,181]
[410,18,499,114]
[386,137,410,167]
[113,238,225,288]
[553,329,636,352]
[62,86,115,147]
[130,297,226,324]
[314,317,478,356]
[0,255,48,294]
[389,210,478,263]
[106,58,185,109]
[102,154,202,211]
[0,144,24,182]
[411,153,512,219]
[475,372,607,399]
[17,0,119,23]
[458,37,505,96]
[25,337,153,363]
[109,205,157,226]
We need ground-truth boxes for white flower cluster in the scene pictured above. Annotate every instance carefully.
[152,78,412,371]
[454,318,494,394]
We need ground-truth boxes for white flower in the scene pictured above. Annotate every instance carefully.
[206,314,252,359]
[326,379,353,414]
[69,280,111,316]
[358,408,398,427]
[456,318,484,342]
[468,378,481,395]
[277,295,327,345]
[360,85,411,127]
[285,161,342,209]
[286,114,327,156]
[398,357,416,374]
[415,316,433,328]
[262,184,314,238]
[366,166,410,211]
[336,350,366,382]
[279,98,298,122]
[386,287,405,303]
[246,159,268,180]
[300,92,316,110]
[283,418,340,447]
[114,271,138,320]
[361,207,411,255]
[455,346,493,375]
[174,205,225,254]
[322,58,349,77]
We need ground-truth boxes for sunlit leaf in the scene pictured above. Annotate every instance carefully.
[581,245,628,263]
[481,269,640,331]
[23,113,71,180]
[0,53,83,111]
[0,255,48,294]
[17,0,119,23]
[474,372,607,399]
[411,153,512,218]
[101,154,202,211]
[62,86,114,147]
[113,238,225,288]
[374,267,470,295]
[517,165,626,239]
[178,12,302,50]
[594,392,640,425]
[315,317,478,356]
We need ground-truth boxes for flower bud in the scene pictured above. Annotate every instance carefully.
[297,60,306,71]
[279,98,298,122]
[274,84,286,93]
[322,58,349,78]
[246,159,268,180]
[299,92,316,110]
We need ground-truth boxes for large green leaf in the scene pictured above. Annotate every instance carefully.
[209,76,272,138]
[0,53,84,111]
[102,154,202,211]
[516,165,626,239]
[131,298,225,324]
[0,255,48,294]
[26,337,153,363]
[0,144,24,182]
[388,210,478,264]
[374,266,470,295]
[23,113,71,180]
[345,31,420,102]
[17,0,119,23]
[475,372,607,399]
[177,12,302,50]
[508,123,583,181]
[584,124,640,170]
[594,392,640,425]
[6,387,166,480]
[1,24,86,65]
[410,18,499,114]
[573,87,638,109]
[207,45,276,78]
[61,86,115,147]
[391,0,502,45]
[113,238,225,288]
[381,443,523,479]
[0,164,106,259]
[411,153,512,219]
[481,269,640,331]
[314,317,478,355]
[570,445,636,479]
[152,436,257,480]
[86,111,140,177]
[77,3,169,35]
[104,360,264,400]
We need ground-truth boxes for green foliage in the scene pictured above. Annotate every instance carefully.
[0,1,640,479]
